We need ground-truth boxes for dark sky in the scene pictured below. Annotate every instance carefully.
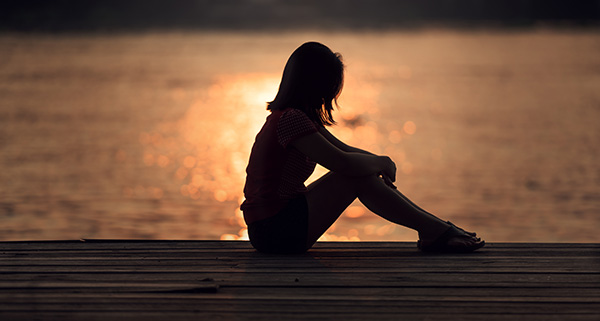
[1,0,599,32]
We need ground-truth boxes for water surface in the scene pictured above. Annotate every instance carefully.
[1,30,599,242]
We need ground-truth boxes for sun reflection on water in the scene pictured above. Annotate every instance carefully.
[172,74,277,201]
[139,73,281,240]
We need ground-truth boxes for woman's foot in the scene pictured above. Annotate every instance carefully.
[446,221,477,237]
[418,224,485,253]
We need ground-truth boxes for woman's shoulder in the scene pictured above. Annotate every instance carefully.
[269,107,306,121]
[276,108,318,147]
[278,108,317,131]
[272,108,320,130]
[279,108,309,120]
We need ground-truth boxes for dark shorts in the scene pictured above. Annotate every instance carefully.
[247,195,309,254]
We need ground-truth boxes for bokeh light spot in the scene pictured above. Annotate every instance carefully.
[403,121,416,135]
[214,189,228,202]
[156,155,170,168]
[183,156,196,168]
[345,206,365,218]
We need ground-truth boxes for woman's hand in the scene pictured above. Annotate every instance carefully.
[381,173,397,189]
[379,156,397,189]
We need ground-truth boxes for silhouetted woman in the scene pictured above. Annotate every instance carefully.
[241,42,484,254]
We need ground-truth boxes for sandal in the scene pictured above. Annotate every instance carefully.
[417,224,485,253]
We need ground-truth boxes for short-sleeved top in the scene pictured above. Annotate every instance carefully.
[240,108,318,224]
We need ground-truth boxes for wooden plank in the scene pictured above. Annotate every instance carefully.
[0,256,597,264]
[2,245,598,257]
[0,282,219,293]
[0,286,599,300]
[1,249,597,260]
[1,240,598,251]
[0,244,597,256]
[0,265,596,273]
[1,292,599,308]
[1,271,597,289]
[0,268,595,274]
[1,250,598,260]
[0,298,598,314]
[0,312,596,321]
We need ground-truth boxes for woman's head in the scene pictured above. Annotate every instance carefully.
[268,42,344,126]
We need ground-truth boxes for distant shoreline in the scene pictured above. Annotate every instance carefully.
[2,0,599,33]
[1,25,599,37]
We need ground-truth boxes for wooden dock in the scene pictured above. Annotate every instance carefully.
[0,241,598,320]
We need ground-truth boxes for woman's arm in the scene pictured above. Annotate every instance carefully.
[318,126,374,155]
[290,132,396,182]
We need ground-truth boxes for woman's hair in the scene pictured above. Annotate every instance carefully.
[267,42,344,126]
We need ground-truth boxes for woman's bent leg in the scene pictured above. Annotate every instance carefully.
[305,172,479,248]
[304,172,359,246]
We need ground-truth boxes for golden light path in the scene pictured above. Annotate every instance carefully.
[177,73,277,241]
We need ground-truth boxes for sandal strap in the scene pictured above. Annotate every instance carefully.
[418,225,461,250]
